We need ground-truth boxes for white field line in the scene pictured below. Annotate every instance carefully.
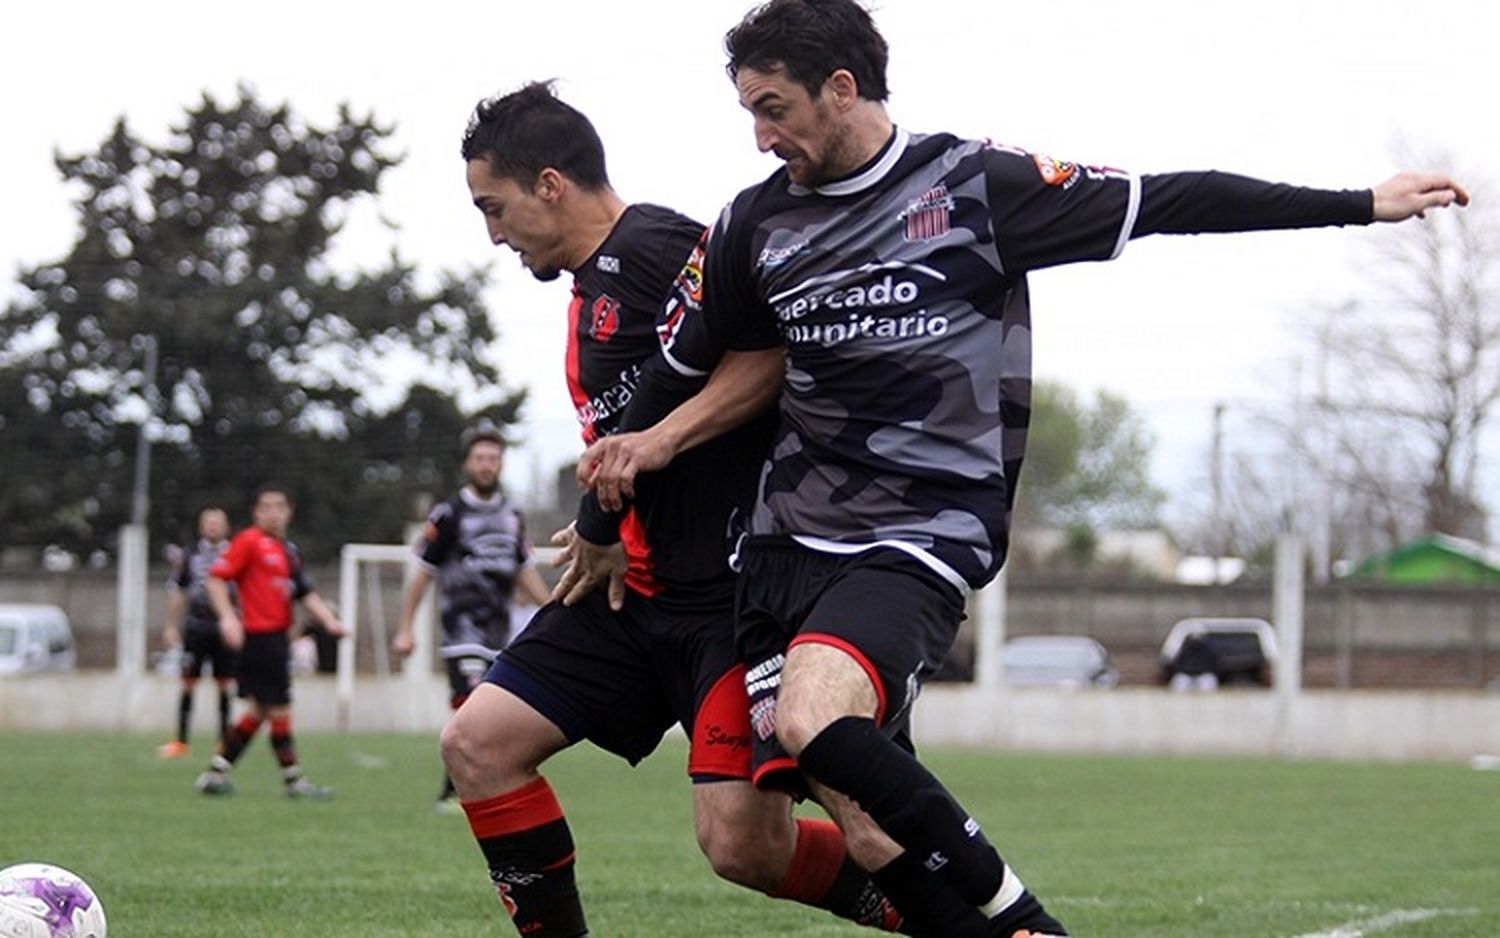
[1294,907,1473,937]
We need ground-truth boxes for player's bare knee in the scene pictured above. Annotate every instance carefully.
[772,701,825,757]
[696,823,783,891]
[439,710,486,781]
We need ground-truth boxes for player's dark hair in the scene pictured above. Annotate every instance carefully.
[461,81,611,191]
[195,504,226,524]
[253,483,294,507]
[725,0,890,102]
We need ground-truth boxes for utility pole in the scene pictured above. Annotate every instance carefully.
[117,335,157,678]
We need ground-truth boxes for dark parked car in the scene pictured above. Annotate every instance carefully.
[1002,635,1119,688]
[1158,617,1278,688]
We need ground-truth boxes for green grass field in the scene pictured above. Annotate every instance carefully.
[2,731,1496,937]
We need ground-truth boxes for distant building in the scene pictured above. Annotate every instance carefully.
[1346,533,1500,586]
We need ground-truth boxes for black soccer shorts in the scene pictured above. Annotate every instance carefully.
[235,631,292,706]
[445,654,494,708]
[735,535,965,794]
[181,618,237,681]
[485,590,752,780]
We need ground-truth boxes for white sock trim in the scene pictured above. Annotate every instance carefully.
[980,865,1026,919]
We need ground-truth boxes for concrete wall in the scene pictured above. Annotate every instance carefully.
[4,672,1497,764]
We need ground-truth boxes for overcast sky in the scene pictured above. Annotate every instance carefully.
[2,0,1494,514]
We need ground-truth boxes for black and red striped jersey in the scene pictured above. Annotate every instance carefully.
[567,204,775,610]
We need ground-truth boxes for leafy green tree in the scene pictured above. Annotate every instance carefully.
[0,87,521,558]
[1015,380,1164,532]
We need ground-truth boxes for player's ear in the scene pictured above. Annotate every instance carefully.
[535,167,565,202]
[824,69,859,110]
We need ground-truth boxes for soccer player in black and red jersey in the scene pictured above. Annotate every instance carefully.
[195,484,348,799]
[156,504,236,759]
[438,82,908,938]
[574,2,1470,935]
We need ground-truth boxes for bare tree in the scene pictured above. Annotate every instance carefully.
[1305,154,1498,546]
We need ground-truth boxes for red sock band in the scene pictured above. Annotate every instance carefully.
[772,818,849,902]
[462,777,565,840]
[234,714,263,736]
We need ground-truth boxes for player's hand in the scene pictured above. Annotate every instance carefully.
[577,430,677,512]
[390,628,414,657]
[551,530,628,611]
[162,625,181,649]
[324,618,349,640]
[1372,171,1470,221]
[219,614,245,652]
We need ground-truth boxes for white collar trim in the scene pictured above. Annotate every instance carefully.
[791,126,910,198]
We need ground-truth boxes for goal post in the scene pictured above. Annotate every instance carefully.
[336,542,433,730]
[332,540,561,731]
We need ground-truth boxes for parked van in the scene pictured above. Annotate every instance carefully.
[0,604,78,675]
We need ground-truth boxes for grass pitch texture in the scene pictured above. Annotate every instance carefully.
[1,731,1495,936]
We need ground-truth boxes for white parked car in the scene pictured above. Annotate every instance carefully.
[1002,635,1119,688]
[0,604,78,675]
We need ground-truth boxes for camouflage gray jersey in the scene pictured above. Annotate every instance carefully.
[659,128,1370,591]
[414,488,534,659]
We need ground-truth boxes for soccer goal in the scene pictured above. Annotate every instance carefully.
[336,537,429,729]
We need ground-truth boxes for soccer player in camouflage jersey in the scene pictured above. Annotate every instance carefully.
[156,505,236,759]
[439,82,908,938]
[391,422,551,810]
[574,2,1470,935]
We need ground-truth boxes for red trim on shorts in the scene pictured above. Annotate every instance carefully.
[772,819,848,902]
[688,665,752,779]
[788,633,888,725]
[751,756,802,793]
[462,777,565,840]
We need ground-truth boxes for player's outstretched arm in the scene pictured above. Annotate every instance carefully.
[580,347,786,512]
[1372,171,1470,221]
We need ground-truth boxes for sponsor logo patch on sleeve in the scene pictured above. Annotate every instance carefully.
[1032,153,1077,187]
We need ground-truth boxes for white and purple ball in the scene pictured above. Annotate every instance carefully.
[0,864,106,938]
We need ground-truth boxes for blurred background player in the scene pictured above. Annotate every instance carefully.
[156,505,236,759]
[391,422,550,811]
[196,483,348,799]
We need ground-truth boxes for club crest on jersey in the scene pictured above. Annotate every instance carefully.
[589,294,620,343]
[1032,153,1078,187]
[596,254,620,274]
[900,184,954,242]
[673,236,707,307]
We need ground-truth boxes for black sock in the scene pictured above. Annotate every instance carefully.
[797,717,1005,905]
[217,688,232,742]
[176,689,193,743]
[871,851,992,938]
[463,778,588,937]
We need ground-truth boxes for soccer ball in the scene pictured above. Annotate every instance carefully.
[0,864,106,938]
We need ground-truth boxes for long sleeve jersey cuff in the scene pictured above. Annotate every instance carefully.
[575,492,624,546]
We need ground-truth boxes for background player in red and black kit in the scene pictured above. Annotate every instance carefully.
[576,2,1471,936]
[392,422,551,810]
[196,483,347,799]
[438,82,907,938]
[157,504,236,759]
